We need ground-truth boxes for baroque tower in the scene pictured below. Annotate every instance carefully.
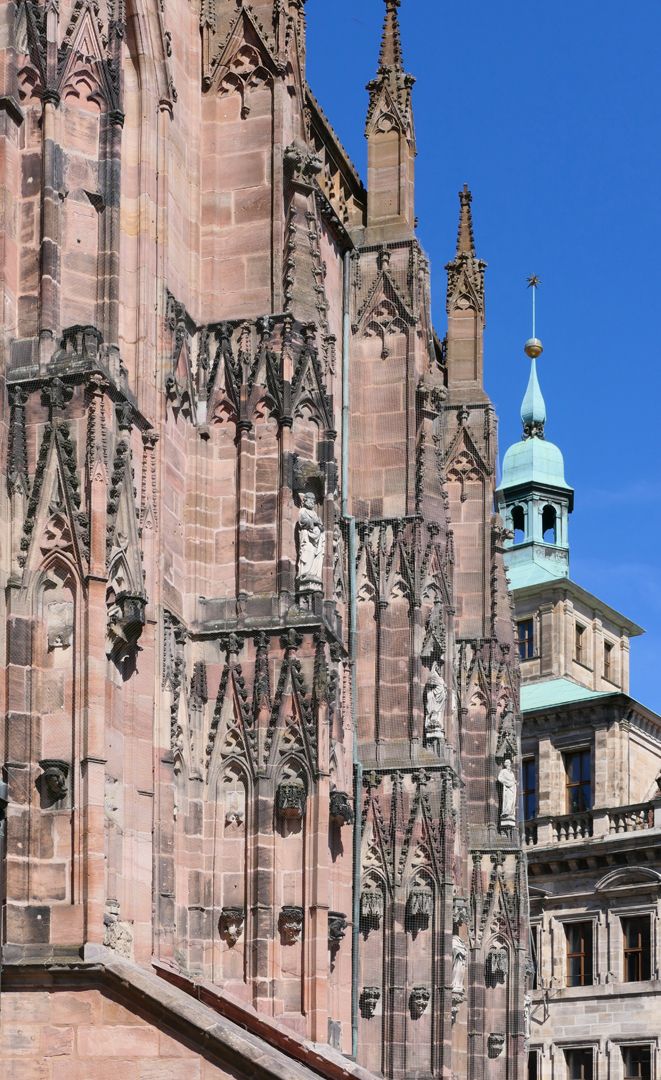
[0,1,529,1077]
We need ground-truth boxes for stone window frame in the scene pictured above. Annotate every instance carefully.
[607,903,658,986]
[555,913,600,990]
[557,1041,600,1080]
[609,1039,658,1080]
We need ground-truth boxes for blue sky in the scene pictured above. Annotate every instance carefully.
[306,0,661,712]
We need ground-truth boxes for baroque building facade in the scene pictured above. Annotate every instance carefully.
[0,1,530,1076]
[497,350,661,1080]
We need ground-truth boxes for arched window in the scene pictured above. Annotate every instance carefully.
[512,505,525,544]
[542,505,557,544]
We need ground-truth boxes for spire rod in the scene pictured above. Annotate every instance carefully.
[523,276,545,438]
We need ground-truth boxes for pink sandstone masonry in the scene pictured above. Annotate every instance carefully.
[0,0,529,1077]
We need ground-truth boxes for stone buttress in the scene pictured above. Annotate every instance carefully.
[0,0,529,1076]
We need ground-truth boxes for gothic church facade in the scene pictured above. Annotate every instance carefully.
[0,1,529,1076]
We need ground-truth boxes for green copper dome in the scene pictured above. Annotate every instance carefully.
[501,436,571,493]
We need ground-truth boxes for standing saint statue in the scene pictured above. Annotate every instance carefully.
[424,661,447,747]
[452,932,468,995]
[296,491,325,585]
[498,757,517,829]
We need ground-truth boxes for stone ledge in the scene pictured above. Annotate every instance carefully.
[154,959,380,1080]
[1,944,348,1080]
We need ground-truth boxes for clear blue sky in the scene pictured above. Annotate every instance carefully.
[307,0,661,712]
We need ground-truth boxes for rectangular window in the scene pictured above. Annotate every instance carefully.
[529,924,540,990]
[564,749,592,813]
[523,758,538,820]
[528,1050,540,1080]
[622,916,651,982]
[565,1049,594,1080]
[518,619,534,661]
[565,921,593,987]
[623,1046,651,1080]
[604,641,613,681]
[575,623,586,664]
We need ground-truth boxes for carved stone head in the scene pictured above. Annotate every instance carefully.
[328,912,348,949]
[329,790,354,826]
[279,905,304,945]
[409,985,431,1018]
[488,1033,506,1057]
[359,986,381,1019]
[40,760,69,803]
[219,906,244,946]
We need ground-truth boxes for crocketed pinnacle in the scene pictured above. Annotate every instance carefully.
[377,0,405,78]
[521,355,547,439]
[456,184,475,257]
[366,0,414,129]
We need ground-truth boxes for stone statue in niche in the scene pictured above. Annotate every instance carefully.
[424,661,447,748]
[296,490,325,589]
[360,887,384,928]
[360,986,381,1019]
[224,787,245,828]
[47,601,74,650]
[409,986,431,1019]
[498,757,517,830]
[487,946,509,981]
[452,933,468,996]
[524,993,532,1049]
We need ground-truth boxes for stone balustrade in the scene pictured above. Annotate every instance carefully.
[524,800,661,847]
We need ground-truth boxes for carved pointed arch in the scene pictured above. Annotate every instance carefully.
[443,423,491,502]
[15,0,46,98]
[106,435,143,590]
[365,84,411,140]
[58,0,119,110]
[21,426,86,580]
[207,661,257,781]
[354,270,415,338]
[206,7,280,97]
[361,790,394,893]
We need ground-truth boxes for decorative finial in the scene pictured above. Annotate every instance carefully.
[456,184,475,257]
[525,275,543,359]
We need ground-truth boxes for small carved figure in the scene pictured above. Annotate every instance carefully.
[360,986,381,1019]
[498,757,517,829]
[219,906,245,946]
[406,885,433,932]
[424,661,447,748]
[360,887,384,928]
[277,780,306,821]
[487,946,509,980]
[279,905,304,944]
[409,986,431,1018]
[224,788,245,828]
[296,491,325,587]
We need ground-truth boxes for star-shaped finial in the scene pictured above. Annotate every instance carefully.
[527,274,541,289]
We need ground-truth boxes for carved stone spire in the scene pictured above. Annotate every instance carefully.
[456,183,476,257]
[365,0,416,239]
[445,185,487,398]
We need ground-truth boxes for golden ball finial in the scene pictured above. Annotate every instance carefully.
[524,337,543,359]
